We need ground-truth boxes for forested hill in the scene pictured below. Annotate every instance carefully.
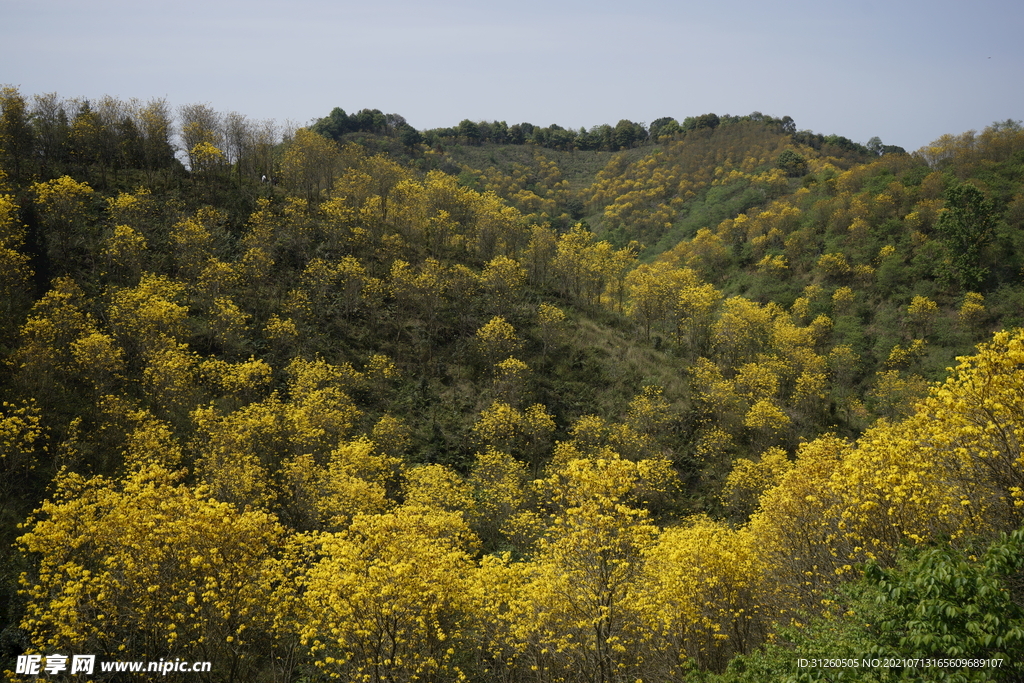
[309,107,891,249]
[3,84,1024,681]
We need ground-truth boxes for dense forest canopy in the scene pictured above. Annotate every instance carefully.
[309,105,881,157]
[3,84,1024,681]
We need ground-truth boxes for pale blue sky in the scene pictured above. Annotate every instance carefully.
[2,0,1021,152]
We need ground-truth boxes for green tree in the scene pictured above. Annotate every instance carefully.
[855,532,1024,680]
[30,92,72,175]
[649,116,681,138]
[0,86,35,181]
[613,119,646,149]
[137,98,177,179]
[775,149,808,176]
[458,119,481,145]
[935,182,996,289]
[68,99,115,185]
[734,531,1024,683]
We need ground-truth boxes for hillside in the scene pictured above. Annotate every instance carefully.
[3,85,1024,681]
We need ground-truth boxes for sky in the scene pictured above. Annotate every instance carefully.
[2,0,1022,153]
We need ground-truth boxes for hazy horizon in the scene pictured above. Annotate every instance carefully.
[3,0,1022,152]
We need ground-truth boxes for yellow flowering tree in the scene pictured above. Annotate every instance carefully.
[31,175,95,262]
[502,454,676,682]
[0,190,31,315]
[17,465,291,680]
[640,516,772,673]
[295,506,477,682]
[0,400,43,520]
